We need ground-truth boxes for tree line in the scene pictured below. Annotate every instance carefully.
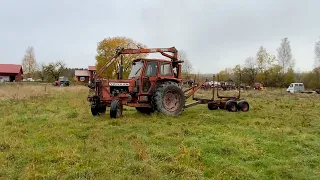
[21,46,74,82]
[215,37,320,89]
[20,36,320,89]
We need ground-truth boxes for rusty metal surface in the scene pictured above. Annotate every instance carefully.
[185,80,207,99]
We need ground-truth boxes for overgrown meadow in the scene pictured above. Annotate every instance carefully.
[0,83,319,179]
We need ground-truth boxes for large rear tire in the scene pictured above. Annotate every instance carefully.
[153,81,185,116]
[110,100,123,118]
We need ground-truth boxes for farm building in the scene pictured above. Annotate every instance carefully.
[0,64,23,82]
[88,66,96,82]
[74,66,96,83]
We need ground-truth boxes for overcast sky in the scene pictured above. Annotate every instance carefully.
[0,0,319,73]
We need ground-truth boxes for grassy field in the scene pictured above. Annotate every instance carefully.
[0,83,320,179]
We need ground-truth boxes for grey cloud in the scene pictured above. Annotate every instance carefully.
[0,0,319,73]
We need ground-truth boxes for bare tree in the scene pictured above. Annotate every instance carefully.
[256,46,268,73]
[244,56,258,85]
[179,50,193,78]
[22,46,37,77]
[277,37,294,73]
[315,37,320,67]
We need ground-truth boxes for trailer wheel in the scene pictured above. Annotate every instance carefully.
[208,103,218,110]
[226,100,238,112]
[136,107,154,114]
[153,81,185,116]
[110,100,123,118]
[237,100,249,112]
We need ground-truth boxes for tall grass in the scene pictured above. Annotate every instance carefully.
[0,85,320,179]
[0,83,87,100]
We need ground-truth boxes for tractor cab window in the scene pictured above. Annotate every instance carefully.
[145,61,158,77]
[128,61,143,78]
[160,63,173,76]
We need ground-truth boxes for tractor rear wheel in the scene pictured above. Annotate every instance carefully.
[237,100,249,112]
[110,100,123,118]
[225,100,238,112]
[153,81,185,116]
[208,103,218,110]
[136,107,154,114]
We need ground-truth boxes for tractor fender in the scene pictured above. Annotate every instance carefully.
[155,78,181,87]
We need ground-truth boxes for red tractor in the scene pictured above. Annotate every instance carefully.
[87,46,249,118]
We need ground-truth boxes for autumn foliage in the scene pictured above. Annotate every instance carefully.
[95,37,148,79]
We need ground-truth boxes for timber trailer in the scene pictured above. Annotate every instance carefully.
[87,46,250,118]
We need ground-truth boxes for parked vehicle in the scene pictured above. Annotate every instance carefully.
[253,82,264,90]
[286,83,305,93]
[52,76,70,87]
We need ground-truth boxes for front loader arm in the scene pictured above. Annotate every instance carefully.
[120,47,177,58]
[94,46,183,79]
[94,51,122,79]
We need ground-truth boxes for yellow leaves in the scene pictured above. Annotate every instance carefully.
[95,36,148,79]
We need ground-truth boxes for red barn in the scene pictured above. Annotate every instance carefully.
[0,64,23,82]
[75,69,90,83]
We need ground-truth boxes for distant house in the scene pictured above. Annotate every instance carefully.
[75,69,90,83]
[0,64,23,82]
[74,66,96,83]
[88,66,96,83]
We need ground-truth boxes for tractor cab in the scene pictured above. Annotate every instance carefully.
[102,58,178,102]
[129,58,177,79]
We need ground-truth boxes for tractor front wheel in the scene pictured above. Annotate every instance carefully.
[91,106,99,116]
[153,81,185,116]
[91,104,106,116]
[110,100,123,118]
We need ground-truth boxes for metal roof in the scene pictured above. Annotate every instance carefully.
[88,66,96,71]
[0,64,23,74]
[75,69,90,76]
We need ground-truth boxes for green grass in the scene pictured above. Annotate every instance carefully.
[1,85,320,179]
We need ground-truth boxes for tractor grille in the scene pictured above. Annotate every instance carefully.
[110,86,129,95]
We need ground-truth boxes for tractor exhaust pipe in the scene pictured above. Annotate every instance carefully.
[118,55,123,80]
[118,65,123,79]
